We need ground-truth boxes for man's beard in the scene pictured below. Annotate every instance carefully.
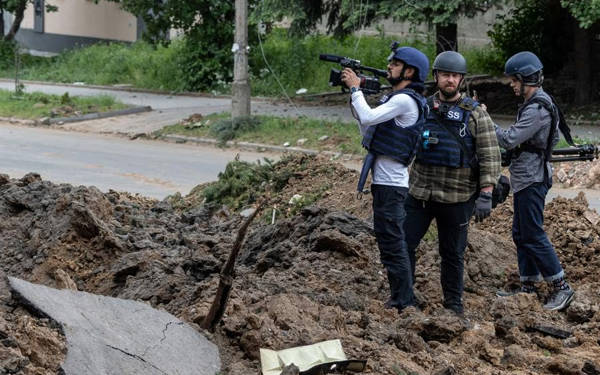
[387,74,404,86]
[439,86,459,99]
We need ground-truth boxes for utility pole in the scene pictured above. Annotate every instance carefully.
[232,0,250,119]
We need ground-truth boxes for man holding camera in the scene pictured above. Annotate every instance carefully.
[403,51,501,316]
[341,44,429,312]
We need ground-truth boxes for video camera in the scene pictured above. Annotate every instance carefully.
[319,54,388,95]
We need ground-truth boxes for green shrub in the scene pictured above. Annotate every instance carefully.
[3,41,185,91]
[249,29,435,96]
[175,31,234,92]
[210,116,262,144]
[0,30,505,95]
[202,158,280,209]
[462,46,505,76]
[0,40,16,70]
[488,0,568,75]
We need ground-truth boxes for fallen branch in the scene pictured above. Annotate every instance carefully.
[199,201,264,331]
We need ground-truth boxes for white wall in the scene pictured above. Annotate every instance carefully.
[23,0,137,42]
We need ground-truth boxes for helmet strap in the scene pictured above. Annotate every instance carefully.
[387,65,409,86]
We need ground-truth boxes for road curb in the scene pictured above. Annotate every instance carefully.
[49,105,152,124]
[0,78,274,102]
[160,134,362,161]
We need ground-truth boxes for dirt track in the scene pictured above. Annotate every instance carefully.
[1,155,600,374]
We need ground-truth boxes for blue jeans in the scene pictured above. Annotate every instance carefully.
[371,184,414,309]
[513,182,564,282]
[404,194,475,313]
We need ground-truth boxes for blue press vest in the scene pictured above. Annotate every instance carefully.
[361,89,427,165]
[415,96,478,168]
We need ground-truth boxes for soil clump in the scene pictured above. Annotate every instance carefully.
[0,155,599,374]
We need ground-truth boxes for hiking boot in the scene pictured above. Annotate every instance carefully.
[543,288,575,311]
[496,282,537,297]
[442,308,472,329]
[384,299,396,310]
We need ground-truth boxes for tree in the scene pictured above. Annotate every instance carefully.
[2,0,57,41]
[255,0,380,37]
[255,0,503,53]
[561,0,600,29]
[560,0,600,105]
[102,0,257,91]
[490,0,599,105]
[380,0,504,54]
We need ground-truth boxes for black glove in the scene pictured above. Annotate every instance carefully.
[474,191,493,222]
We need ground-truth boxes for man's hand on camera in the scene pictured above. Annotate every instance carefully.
[341,68,360,91]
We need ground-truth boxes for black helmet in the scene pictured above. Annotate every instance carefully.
[432,51,467,74]
[504,51,543,86]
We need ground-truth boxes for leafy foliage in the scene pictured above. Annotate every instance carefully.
[254,0,503,37]
[379,0,503,28]
[103,0,259,91]
[210,116,261,145]
[202,158,291,210]
[488,0,570,74]
[254,0,380,37]
[0,40,16,70]
[488,0,545,61]
[4,41,185,90]
[561,0,600,28]
[249,29,435,96]
[1,0,57,15]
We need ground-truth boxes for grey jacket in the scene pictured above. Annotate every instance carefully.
[495,88,559,193]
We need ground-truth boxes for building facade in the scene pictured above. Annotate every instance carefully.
[7,0,142,55]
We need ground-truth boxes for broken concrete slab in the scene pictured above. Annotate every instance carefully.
[8,277,220,375]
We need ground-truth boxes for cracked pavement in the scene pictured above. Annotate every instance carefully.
[8,277,220,375]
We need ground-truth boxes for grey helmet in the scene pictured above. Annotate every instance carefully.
[504,51,543,86]
[432,51,467,74]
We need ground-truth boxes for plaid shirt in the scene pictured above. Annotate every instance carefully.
[409,93,502,203]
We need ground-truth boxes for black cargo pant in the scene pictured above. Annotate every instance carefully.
[371,184,415,310]
[404,193,476,314]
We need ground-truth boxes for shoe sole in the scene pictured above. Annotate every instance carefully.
[545,292,575,311]
[496,291,535,298]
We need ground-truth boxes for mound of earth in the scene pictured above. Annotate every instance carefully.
[0,155,599,374]
[554,159,600,189]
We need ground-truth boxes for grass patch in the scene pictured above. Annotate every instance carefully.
[251,29,436,97]
[0,30,502,97]
[232,116,363,154]
[555,136,596,149]
[154,112,229,139]
[461,46,505,77]
[0,89,128,119]
[2,41,186,91]
[156,112,365,155]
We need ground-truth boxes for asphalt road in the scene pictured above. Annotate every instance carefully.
[2,79,600,139]
[0,124,278,199]
[1,80,599,210]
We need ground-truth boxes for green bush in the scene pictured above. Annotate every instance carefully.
[210,116,262,144]
[0,30,505,95]
[3,41,186,91]
[202,158,280,209]
[462,46,505,76]
[0,40,16,70]
[249,29,435,96]
[488,0,568,75]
